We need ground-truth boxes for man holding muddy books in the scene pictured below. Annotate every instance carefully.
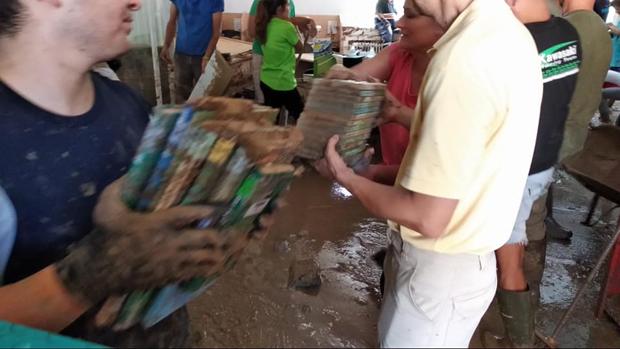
[0,0,272,347]
[316,0,543,347]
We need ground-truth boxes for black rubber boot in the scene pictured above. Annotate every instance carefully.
[497,288,536,348]
[545,186,572,241]
[545,216,573,241]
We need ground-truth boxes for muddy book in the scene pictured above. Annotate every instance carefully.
[296,78,385,165]
[94,99,304,330]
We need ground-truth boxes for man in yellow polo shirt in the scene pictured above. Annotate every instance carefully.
[315,0,543,347]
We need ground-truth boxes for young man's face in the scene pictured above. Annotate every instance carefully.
[56,0,141,61]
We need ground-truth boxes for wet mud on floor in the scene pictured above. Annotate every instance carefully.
[188,171,620,348]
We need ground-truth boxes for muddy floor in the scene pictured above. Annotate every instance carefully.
[187,169,620,348]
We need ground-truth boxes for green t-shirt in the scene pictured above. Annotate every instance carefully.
[250,0,296,55]
[260,18,299,91]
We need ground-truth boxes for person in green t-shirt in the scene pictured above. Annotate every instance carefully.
[255,0,305,121]
[248,0,316,104]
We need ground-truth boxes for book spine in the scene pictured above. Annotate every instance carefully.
[140,275,219,329]
[136,107,195,211]
[140,168,298,329]
[208,148,252,204]
[112,290,155,331]
[180,137,237,205]
[94,294,127,328]
[112,108,203,329]
[154,131,218,210]
[121,107,181,209]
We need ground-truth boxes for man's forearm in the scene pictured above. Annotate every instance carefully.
[339,172,435,237]
[204,34,220,63]
[163,20,176,49]
[0,266,89,332]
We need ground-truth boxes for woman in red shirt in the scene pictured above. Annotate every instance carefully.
[327,11,444,169]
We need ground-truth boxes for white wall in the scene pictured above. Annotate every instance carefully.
[224,0,405,28]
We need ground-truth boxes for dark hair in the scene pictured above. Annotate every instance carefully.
[256,0,288,44]
[0,0,26,37]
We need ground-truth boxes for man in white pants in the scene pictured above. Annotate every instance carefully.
[315,0,543,347]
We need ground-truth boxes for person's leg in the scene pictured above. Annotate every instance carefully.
[600,87,620,123]
[190,56,202,86]
[524,192,548,301]
[600,93,613,124]
[375,18,392,44]
[174,53,195,103]
[494,168,555,348]
[545,183,573,240]
[282,88,305,121]
[260,81,284,110]
[252,54,265,104]
[497,245,526,291]
[379,230,496,348]
[493,187,535,348]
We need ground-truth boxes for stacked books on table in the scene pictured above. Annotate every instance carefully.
[312,39,337,78]
[95,97,303,330]
[296,78,385,166]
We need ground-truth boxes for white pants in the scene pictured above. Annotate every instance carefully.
[379,230,497,348]
[252,53,264,104]
[506,167,555,245]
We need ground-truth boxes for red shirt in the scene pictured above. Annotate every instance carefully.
[380,44,421,165]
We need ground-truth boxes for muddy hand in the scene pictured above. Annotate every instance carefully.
[56,182,231,304]
[160,45,173,66]
[94,179,213,235]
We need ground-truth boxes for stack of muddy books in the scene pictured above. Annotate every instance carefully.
[95,97,303,330]
[296,78,385,165]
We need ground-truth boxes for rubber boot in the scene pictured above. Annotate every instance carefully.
[497,288,536,348]
[545,186,572,241]
[545,216,573,241]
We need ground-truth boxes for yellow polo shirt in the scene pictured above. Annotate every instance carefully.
[389,0,543,255]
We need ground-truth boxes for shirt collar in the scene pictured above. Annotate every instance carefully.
[428,0,494,55]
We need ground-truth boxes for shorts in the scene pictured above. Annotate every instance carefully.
[506,167,555,245]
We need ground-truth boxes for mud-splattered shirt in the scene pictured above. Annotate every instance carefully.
[0,72,149,283]
[0,73,193,348]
